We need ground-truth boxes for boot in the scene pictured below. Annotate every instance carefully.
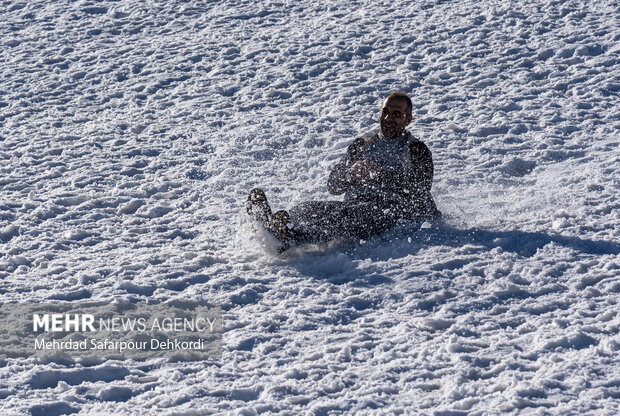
[246,188,272,227]
[270,210,293,253]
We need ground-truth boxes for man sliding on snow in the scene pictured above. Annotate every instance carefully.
[246,91,441,252]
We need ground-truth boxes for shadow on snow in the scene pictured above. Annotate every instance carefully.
[287,221,619,283]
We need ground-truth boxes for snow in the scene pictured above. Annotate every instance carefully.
[1,0,619,414]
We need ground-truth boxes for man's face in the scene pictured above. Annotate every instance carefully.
[380,98,412,139]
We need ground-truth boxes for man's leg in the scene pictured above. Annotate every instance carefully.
[288,199,402,243]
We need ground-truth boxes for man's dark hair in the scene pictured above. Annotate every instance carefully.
[385,91,413,117]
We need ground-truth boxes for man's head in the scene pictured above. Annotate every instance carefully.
[380,91,413,139]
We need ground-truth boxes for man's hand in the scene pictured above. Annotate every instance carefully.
[350,158,380,182]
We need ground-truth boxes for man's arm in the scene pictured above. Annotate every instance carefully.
[405,141,438,217]
[327,137,366,195]
[407,141,434,196]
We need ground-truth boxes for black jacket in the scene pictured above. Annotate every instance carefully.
[327,132,440,219]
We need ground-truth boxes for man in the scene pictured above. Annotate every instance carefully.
[247,91,441,251]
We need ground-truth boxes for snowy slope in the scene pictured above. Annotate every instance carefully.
[1,0,619,414]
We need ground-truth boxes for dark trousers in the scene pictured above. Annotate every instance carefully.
[288,198,403,243]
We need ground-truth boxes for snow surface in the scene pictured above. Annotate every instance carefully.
[1,0,619,414]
